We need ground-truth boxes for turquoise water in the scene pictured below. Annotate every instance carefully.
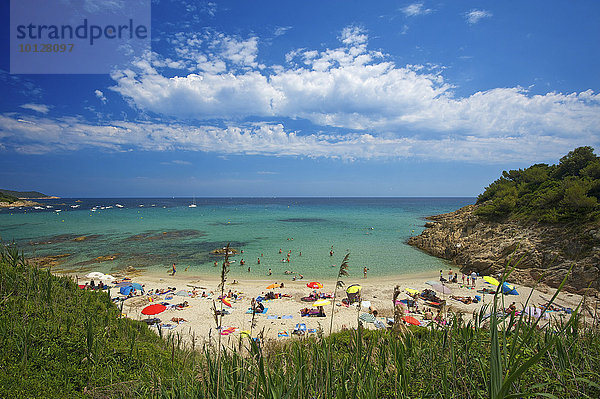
[0,198,474,280]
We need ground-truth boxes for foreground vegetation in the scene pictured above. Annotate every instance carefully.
[1,244,599,398]
[475,146,600,222]
[0,192,20,204]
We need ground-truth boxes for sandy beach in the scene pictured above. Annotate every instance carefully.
[78,269,585,348]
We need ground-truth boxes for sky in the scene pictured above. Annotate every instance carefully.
[1,0,599,197]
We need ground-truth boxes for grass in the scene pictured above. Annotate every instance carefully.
[1,242,599,398]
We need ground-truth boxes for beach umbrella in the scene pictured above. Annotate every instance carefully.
[425,280,438,286]
[86,271,104,279]
[307,282,323,289]
[405,288,419,295]
[131,283,144,291]
[266,283,279,289]
[99,274,116,282]
[346,284,362,294]
[483,276,500,286]
[119,285,134,296]
[114,282,133,288]
[403,316,421,326]
[175,290,189,296]
[359,313,376,323]
[141,304,166,315]
[221,297,232,307]
[432,284,452,295]
[501,282,519,295]
[313,299,331,307]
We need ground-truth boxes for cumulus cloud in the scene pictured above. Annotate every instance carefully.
[95,90,107,104]
[0,114,596,163]
[465,9,492,24]
[110,27,600,140]
[20,103,50,114]
[401,2,432,17]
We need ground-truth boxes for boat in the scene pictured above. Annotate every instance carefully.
[189,196,197,208]
[115,204,124,208]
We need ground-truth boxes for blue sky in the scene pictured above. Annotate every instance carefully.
[1,0,599,197]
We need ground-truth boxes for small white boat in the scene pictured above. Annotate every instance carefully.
[189,196,197,208]
[115,204,124,208]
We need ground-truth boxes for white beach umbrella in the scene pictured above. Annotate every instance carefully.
[99,274,116,282]
[86,272,105,279]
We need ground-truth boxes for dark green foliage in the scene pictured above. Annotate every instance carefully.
[0,189,49,198]
[0,192,20,203]
[476,147,600,222]
[0,244,195,398]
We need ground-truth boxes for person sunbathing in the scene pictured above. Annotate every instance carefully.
[450,295,473,304]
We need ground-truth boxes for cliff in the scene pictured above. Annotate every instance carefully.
[408,204,600,295]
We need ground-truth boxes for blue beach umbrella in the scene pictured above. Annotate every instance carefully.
[120,285,134,296]
[501,282,519,295]
[131,282,144,291]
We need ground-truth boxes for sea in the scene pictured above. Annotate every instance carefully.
[0,197,474,280]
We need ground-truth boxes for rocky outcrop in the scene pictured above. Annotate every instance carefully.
[0,200,42,208]
[408,204,600,296]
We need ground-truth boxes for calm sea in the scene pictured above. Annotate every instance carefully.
[0,197,474,280]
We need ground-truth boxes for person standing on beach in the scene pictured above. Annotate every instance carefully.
[363,267,368,278]
[171,263,176,275]
[471,271,477,287]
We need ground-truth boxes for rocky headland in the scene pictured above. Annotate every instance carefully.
[0,200,43,208]
[408,204,600,296]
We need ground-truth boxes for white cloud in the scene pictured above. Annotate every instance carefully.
[274,26,292,37]
[172,159,192,165]
[20,103,50,114]
[95,90,107,104]
[110,27,600,141]
[0,114,596,164]
[465,9,492,24]
[401,2,432,17]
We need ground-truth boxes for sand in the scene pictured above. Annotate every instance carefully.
[85,270,584,348]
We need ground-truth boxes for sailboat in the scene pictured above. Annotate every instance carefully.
[189,196,197,208]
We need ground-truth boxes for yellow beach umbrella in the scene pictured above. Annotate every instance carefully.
[483,276,500,286]
[346,285,362,294]
[405,288,419,295]
[313,299,331,307]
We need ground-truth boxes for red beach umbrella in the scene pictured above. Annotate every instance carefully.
[307,282,323,289]
[221,297,232,308]
[403,316,421,326]
[141,304,167,315]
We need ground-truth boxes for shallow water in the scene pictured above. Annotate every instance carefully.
[0,197,474,280]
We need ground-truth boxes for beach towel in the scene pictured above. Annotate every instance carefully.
[281,315,293,319]
[267,315,278,319]
[374,320,387,329]
[307,328,317,334]
[246,307,268,314]
[159,323,176,330]
[359,313,376,323]
[278,330,289,337]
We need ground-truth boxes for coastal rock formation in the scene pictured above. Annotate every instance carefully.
[408,204,600,296]
[0,200,42,208]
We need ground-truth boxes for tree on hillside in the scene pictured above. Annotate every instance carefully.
[554,146,597,178]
